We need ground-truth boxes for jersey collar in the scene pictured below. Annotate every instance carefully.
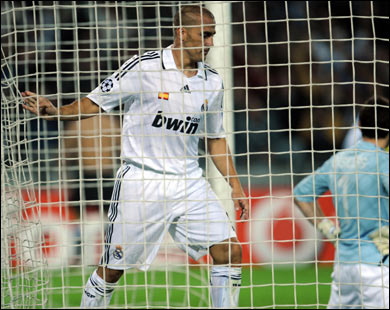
[162,45,207,80]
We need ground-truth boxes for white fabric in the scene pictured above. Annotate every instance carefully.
[210,266,241,308]
[101,163,236,271]
[327,263,389,309]
[87,46,225,176]
[80,269,116,308]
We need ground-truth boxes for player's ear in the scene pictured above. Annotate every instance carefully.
[177,27,187,42]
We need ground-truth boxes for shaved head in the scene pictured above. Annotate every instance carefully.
[173,5,215,37]
[171,5,216,68]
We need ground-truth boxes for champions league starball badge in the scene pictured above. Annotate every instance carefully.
[100,78,114,93]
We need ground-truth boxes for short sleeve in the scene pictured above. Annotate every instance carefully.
[205,81,225,138]
[294,159,332,202]
[87,55,141,112]
[380,154,389,195]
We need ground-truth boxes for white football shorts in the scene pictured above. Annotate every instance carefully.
[100,163,237,271]
[327,263,389,309]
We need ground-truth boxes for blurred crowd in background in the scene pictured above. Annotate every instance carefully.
[2,1,389,208]
[231,1,388,174]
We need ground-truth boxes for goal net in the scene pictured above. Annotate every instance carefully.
[1,51,48,307]
[1,1,388,309]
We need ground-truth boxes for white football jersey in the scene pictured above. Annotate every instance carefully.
[87,45,225,176]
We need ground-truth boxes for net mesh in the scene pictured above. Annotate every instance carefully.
[1,48,48,309]
[1,1,388,309]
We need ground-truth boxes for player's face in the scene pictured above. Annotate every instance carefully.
[183,15,216,62]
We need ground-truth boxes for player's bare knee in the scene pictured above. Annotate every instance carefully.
[231,243,242,264]
[210,239,242,265]
[97,266,123,283]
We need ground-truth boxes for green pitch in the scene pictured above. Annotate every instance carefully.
[46,265,333,308]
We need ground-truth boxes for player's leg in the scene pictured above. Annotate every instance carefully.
[80,165,132,308]
[360,264,389,309]
[81,164,173,308]
[327,263,360,309]
[81,267,123,308]
[209,237,243,308]
[209,237,242,265]
[169,176,241,308]
[170,227,242,309]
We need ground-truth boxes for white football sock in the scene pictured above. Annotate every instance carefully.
[80,269,117,308]
[210,266,242,308]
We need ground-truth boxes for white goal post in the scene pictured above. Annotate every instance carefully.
[205,2,236,224]
[1,1,388,309]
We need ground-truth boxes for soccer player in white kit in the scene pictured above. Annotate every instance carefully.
[22,5,249,309]
[294,96,389,309]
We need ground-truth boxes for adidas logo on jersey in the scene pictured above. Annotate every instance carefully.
[180,85,191,93]
[152,111,199,135]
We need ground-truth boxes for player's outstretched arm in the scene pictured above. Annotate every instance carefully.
[207,137,249,220]
[22,91,101,121]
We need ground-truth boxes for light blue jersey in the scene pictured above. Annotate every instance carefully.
[294,140,389,265]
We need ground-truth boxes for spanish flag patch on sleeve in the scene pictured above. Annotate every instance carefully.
[158,92,169,100]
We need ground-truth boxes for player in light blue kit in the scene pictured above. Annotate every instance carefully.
[294,96,389,309]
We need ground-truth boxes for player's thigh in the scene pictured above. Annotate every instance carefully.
[361,265,389,309]
[103,165,169,268]
[114,164,174,236]
[169,182,236,260]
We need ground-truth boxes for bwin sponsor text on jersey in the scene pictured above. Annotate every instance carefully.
[152,111,199,135]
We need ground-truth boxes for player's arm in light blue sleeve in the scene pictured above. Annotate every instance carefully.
[380,155,389,222]
[368,153,389,261]
[294,158,332,203]
[380,155,389,195]
[293,159,340,241]
[293,160,331,224]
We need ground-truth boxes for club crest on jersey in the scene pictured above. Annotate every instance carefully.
[158,92,169,100]
[100,78,113,93]
[152,111,200,135]
[113,245,123,260]
[201,99,208,112]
